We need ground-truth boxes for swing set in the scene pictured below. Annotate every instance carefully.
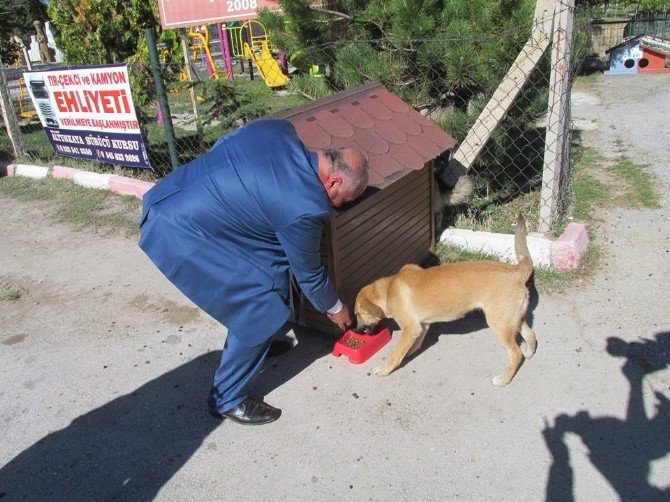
[186,20,288,88]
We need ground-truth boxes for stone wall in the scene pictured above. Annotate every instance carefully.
[590,21,629,56]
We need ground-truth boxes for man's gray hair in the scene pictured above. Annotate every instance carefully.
[323,148,369,193]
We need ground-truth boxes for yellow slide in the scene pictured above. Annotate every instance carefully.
[243,40,289,88]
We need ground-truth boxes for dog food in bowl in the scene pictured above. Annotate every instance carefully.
[332,325,391,364]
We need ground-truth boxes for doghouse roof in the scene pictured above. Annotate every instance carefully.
[606,35,670,55]
[273,82,457,189]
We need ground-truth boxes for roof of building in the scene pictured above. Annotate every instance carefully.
[606,34,670,55]
[273,82,457,189]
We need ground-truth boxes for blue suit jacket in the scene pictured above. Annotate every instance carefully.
[139,119,338,345]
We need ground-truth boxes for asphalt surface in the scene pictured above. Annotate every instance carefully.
[1,74,668,501]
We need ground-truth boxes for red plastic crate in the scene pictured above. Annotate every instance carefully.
[332,325,392,364]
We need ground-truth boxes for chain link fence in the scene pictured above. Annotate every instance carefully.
[1,3,607,234]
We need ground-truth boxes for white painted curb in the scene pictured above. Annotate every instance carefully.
[439,228,552,268]
[14,164,50,179]
[3,162,155,199]
[72,171,114,190]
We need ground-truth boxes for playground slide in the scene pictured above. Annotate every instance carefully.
[244,40,289,88]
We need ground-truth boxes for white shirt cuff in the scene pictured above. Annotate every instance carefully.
[327,299,344,315]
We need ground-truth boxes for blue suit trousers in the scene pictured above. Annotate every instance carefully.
[207,325,286,413]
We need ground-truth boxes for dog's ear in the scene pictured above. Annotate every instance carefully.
[360,298,384,320]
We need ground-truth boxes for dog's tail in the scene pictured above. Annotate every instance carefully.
[515,213,534,279]
[439,174,474,206]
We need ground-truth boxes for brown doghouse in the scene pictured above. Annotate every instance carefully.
[273,82,458,335]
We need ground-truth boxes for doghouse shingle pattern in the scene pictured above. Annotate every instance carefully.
[275,82,457,188]
[274,82,458,334]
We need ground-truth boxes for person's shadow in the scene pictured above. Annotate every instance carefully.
[254,322,341,397]
[0,325,333,500]
[543,331,670,501]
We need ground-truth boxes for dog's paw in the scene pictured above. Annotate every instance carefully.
[491,375,510,387]
[372,365,391,377]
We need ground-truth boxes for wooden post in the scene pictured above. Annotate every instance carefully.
[0,59,27,158]
[446,0,556,183]
[539,0,574,233]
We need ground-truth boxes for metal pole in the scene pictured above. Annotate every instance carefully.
[180,28,203,149]
[218,23,234,81]
[145,27,179,170]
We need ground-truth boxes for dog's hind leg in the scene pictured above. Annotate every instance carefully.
[372,322,422,377]
[486,314,524,386]
[519,320,537,359]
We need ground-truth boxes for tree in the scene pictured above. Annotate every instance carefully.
[48,0,138,65]
[0,0,49,65]
[260,0,536,112]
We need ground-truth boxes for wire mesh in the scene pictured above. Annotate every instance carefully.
[0,4,621,234]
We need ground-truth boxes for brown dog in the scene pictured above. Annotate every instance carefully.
[354,213,537,386]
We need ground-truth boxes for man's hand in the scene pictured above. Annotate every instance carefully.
[327,305,352,332]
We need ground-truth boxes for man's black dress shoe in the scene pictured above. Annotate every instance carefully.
[268,340,293,358]
[210,397,281,425]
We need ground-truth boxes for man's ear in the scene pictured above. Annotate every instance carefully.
[326,175,342,190]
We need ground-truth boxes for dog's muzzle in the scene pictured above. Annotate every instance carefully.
[352,322,378,335]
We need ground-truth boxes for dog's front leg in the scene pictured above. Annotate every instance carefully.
[406,325,429,358]
[372,323,421,376]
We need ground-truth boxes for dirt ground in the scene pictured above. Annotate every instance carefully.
[0,74,669,500]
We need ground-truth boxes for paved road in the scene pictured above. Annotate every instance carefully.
[1,74,668,501]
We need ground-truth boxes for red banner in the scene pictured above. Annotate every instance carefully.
[158,0,281,29]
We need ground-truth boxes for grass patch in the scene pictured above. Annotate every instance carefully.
[1,289,22,301]
[574,72,601,86]
[610,156,661,209]
[435,242,500,263]
[451,191,540,233]
[1,274,28,302]
[612,139,626,154]
[0,175,141,236]
[569,145,611,223]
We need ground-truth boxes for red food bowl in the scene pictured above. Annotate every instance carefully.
[332,325,392,364]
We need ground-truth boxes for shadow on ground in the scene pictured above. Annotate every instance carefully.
[0,325,334,501]
[0,353,220,500]
[543,331,670,501]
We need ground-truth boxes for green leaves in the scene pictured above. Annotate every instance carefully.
[198,79,273,133]
[333,43,393,88]
[47,0,161,65]
[1,0,49,64]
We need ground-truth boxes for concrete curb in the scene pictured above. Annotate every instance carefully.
[12,164,50,179]
[439,221,589,271]
[2,162,588,271]
[550,222,589,271]
[4,163,155,199]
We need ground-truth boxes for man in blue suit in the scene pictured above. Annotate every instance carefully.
[139,119,368,425]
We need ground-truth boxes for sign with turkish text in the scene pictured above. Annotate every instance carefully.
[23,64,150,168]
[157,0,281,29]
